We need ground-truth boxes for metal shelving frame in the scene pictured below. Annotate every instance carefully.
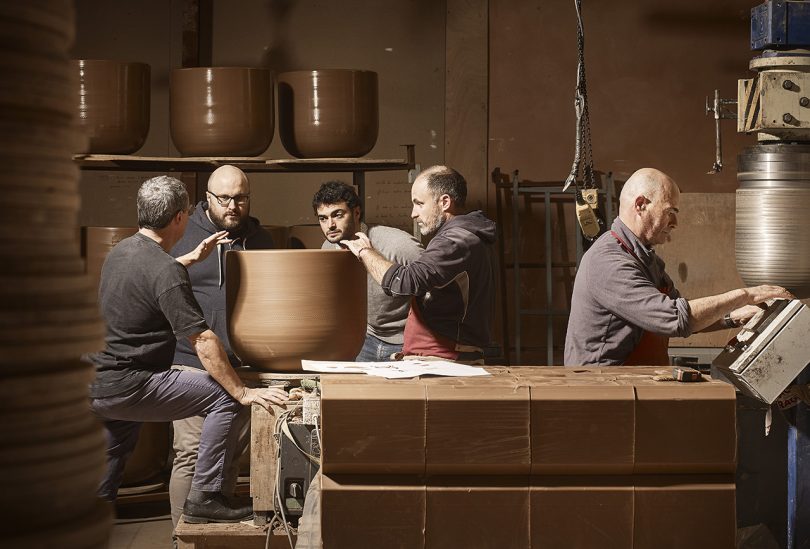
[492,168,617,365]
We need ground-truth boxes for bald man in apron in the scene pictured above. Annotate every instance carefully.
[564,168,792,367]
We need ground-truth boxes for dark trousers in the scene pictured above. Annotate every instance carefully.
[90,369,247,501]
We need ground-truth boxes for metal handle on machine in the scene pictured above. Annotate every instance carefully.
[705,89,738,174]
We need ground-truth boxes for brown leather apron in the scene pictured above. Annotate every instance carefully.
[610,231,670,366]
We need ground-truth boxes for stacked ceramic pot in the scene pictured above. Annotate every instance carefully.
[0,2,111,547]
[170,67,274,156]
[73,59,151,154]
[278,69,379,158]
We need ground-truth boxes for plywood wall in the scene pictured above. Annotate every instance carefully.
[489,0,755,193]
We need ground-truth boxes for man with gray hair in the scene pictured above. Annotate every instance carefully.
[87,175,288,523]
[564,167,793,366]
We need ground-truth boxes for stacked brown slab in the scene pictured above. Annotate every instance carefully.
[319,367,736,548]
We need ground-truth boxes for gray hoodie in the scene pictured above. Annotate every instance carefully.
[382,210,497,348]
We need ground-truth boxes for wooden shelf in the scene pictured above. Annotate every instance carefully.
[73,144,416,174]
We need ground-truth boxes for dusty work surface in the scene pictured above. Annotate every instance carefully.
[317,365,737,548]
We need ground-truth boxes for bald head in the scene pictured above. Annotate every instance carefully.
[619,168,680,246]
[205,165,251,232]
[208,165,249,194]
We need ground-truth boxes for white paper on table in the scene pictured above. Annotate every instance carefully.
[301,359,490,379]
[300,360,368,373]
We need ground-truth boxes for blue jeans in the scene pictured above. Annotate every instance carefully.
[355,333,402,362]
[89,369,247,501]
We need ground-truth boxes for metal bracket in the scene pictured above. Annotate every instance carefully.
[705,89,739,174]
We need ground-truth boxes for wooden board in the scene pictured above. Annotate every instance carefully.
[175,518,294,549]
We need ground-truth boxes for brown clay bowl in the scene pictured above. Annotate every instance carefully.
[72,60,150,154]
[170,67,273,156]
[278,69,378,158]
[226,249,367,371]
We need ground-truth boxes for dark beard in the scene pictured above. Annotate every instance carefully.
[208,208,246,234]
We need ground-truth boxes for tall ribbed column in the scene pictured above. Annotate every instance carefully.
[0,1,112,546]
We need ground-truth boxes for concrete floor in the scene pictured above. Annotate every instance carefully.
[110,500,174,549]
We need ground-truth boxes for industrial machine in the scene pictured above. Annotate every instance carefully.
[707,1,810,400]
[706,4,810,547]
[708,0,810,297]
[271,380,321,530]
[713,299,810,403]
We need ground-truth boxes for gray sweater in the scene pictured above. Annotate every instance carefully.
[564,217,692,366]
[323,223,423,344]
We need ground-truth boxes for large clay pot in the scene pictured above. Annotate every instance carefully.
[82,226,138,286]
[278,69,378,158]
[170,67,273,156]
[226,250,367,371]
[73,60,150,154]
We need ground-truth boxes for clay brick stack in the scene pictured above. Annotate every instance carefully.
[319,367,736,548]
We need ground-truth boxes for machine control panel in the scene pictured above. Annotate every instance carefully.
[713,299,810,403]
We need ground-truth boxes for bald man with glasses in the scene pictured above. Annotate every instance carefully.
[168,165,276,532]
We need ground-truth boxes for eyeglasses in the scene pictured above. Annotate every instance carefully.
[207,190,250,207]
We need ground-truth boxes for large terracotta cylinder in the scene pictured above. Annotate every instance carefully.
[278,69,378,158]
[170,67,273,156]
[737,144,810,298]
[73,60,150,154]
[226,250,367,371]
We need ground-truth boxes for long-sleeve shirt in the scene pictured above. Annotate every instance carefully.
[564,217,692,366]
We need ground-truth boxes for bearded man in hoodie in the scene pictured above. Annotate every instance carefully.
[340,165,497,364]
[168,165,275,530]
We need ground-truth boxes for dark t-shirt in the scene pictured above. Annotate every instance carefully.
[88,232,208,398]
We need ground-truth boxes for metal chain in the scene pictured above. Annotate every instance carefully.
[564,0,596,192]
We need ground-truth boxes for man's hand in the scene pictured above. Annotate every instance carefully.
[239,386,289,410]
[340,232,373,258]
[176,230,231,267]
[728,304,766,327]
[744,285,795,304]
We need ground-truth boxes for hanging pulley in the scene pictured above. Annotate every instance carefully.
[563,0,605,241]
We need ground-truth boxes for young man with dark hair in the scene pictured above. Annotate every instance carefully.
[312,180,424,361]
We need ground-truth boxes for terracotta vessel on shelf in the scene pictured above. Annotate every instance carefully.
[226,250,367,371]
[73,60,150,154]
[170,67,273,156]
[278,69,378,158]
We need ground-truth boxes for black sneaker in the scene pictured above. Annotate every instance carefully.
[182,491,253,524]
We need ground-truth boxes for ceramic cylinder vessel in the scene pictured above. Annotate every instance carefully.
[73,60,150,154]
[170,67,273,156]
[226,250,367,371]
[278,69,378,158]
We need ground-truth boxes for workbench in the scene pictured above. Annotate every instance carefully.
[175,365,810,548]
